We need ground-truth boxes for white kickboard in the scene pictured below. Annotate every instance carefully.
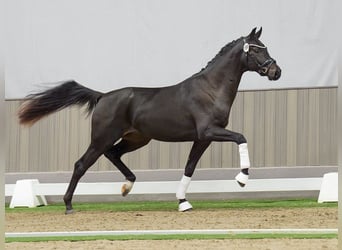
[317,172,338,203]
[9,179,48,208]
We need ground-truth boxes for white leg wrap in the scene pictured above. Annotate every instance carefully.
[236,143,250,187]
[239,143,250,169]
[176,175,191,200]
[235,172,249,186]
[178,200,193,212]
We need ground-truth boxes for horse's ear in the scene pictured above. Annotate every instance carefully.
[248,27,257,38]
[255,27,262,39]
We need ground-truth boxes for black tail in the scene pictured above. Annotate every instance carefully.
[18,80,103,126]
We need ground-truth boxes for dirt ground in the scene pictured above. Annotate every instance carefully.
[5,207,337,232]
[5,239,338,250]
[5,207,338,250]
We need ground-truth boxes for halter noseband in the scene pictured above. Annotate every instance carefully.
[243,39,275,74]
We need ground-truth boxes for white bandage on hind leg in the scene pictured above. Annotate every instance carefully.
[239,143,250,169]
[121,180,134,196]
[176,175,191,200]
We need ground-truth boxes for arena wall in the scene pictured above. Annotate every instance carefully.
[6,87,337,173]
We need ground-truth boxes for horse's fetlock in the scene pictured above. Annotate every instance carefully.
[241,168,249,175]
[127,175,136,182]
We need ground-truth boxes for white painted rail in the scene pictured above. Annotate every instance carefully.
[5,177,324,208]
[5,177,322,197]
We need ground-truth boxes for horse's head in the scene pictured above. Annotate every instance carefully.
[242,27,281,81]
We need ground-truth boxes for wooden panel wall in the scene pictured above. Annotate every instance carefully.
[5,87,337,173]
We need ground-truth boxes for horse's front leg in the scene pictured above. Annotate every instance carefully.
[235,143,250,187]
[199,126,250,187]
[177,141,210,212]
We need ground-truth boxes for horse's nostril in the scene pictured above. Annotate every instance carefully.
[274,69,281,80]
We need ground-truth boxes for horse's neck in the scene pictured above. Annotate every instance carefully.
[202,48,245,103]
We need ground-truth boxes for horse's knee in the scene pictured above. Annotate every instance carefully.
[236,133,247,145]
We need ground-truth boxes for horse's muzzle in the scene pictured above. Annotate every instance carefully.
[267,64,281,81]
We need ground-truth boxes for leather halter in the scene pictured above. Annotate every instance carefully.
[243,39,275,74]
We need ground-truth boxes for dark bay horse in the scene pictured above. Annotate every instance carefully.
[18,27,281,213]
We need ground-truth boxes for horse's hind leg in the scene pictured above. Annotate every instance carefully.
[63,143,105,214]
[63,120,122,214]
[104,132,151,196]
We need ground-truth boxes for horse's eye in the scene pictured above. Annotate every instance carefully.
[252,47,260,53]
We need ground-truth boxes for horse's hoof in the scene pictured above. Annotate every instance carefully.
[235,172,248,187]
[178,200,193,212]
[121,181,134,197]
[65,209,74,215]
[182,207,193,212]
[237,181,245,187]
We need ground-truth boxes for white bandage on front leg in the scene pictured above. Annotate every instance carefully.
[235,143,250,187]
[176,175,191,200]
[239,143,250,169]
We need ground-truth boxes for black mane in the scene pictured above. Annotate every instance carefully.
[199,38,241,73]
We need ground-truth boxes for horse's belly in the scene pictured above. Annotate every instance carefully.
[133,115,197,142]
[151,129,197,142]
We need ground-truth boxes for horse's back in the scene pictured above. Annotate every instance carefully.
[129,85,198,141]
